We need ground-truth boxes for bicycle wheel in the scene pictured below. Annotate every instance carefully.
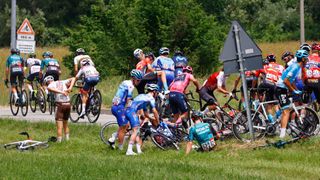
[232,110,267,142]
[20,142,49,151]
[9,92,19,116]
[170,127,189,142]
[48,93,55,115]
[100,121,119,146]
[70,94,81,123]
[21,90,28,116]
[151,132,179,150]
[4,142,20,149]
[87,90,102,123]
[29,91,36,113]
[289,106,319,137]
[38,89,46,113]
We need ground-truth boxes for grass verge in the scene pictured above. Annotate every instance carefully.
[1,119,320,179]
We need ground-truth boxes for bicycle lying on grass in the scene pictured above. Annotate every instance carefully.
[3,132,57,151]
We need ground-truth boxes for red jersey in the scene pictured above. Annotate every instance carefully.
[136,57,152,74]
[263,62,284,84]
[304,57,320,80]
[309,53,320,63]
[203,71,226,91]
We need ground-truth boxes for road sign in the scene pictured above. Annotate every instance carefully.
[220,21,263,74]
[16,18,36,53]
[219,20,263,141]
[16,40,35,53]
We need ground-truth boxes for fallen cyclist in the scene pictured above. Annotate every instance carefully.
[186,111,218,155]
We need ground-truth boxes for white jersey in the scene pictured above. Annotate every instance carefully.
[74,55,94,67]
[26,58,41,74]
[76,65,100,78]
[48,79,71,103]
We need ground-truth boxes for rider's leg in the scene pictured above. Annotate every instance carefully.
[135,129,142,154]
[63,120,70,141]
[280,109,290,138]
[56,120,63,142]
[156,71,168,91]
[118,124,129,150]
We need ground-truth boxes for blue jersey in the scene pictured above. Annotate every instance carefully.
[41,58,60,71]
[112,80,135,106]
[189,122,215,150]
[172,55,188,68]
[153,56,175,71]
[276,62,301,89]
[6,54,24,68]
[130,93,156,111]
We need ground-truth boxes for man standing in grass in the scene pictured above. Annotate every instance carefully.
[44,76,76,142]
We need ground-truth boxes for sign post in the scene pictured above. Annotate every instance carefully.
[10,0,17,49]
[16,18,36,54]
[220,21,263,140]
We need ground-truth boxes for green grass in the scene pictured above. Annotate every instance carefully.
[1,118,320,179]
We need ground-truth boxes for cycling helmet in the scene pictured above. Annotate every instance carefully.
[266,54,276,62]
[146,83,158,92]
[29,53,36,58]
[10,48,18,54]
[295,50,309,62]
[159,47,169,55]
[281,51,293,61]
[263,59,269,65]
[312,43,320,51]
[182,66,193,74]
[76,48,85,55]
[191,110,203,120]
[43,76,54,85]
[300,43,311,52]
[133,48,143,59]
[174,49,183,56]
[130,69,143,80]
[48,51,53,58]
[42,51,50,58]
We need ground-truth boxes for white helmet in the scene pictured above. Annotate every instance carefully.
[43,76,54,85]
[133,48,143,59]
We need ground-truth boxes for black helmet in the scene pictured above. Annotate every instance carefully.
[281,51,293,61]
[10,48,19,55]
[191,111,203,121]
[29,53,36,58]
[76,48,85,55]
[266,54,276,62]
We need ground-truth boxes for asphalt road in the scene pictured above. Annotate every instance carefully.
[0,107,116,126]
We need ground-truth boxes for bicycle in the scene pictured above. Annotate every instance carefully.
[3,132,57,151]
[70,85,102,123]
[5,79,28,116]
[232,95,320,142]
[46,91,56,115]
[29,78,46,113]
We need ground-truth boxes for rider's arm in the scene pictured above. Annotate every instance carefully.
[67,77,76,92]
[74,64,78,76]
[190,75,201,92]
[151,108,160,127]
[233,76,241,91]
[284,78,296,92]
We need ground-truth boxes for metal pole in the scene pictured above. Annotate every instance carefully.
[10,0,17,49]
[233,24,254,140]
[300,0,305,44]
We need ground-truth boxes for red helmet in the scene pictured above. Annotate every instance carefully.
[312,43,320,51]
[182,66,193,73]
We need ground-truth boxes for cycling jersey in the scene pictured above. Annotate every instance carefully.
[189,122,215,151]
[276,62,301,89]
[76,65,100,79]
[263,62,284,84]
[203,71,226,91]
[26,58,41,75]
[112,80,135,106]
[169,72,192,93]
[153,56,175,90]
[136,57,152,75]
[304,59,320,80]
[6,54,24,73]
[41,58,60,72]
[172,55,188,77]
[48,79,71,103]
[74,55,94,67]
[308,53,320,62]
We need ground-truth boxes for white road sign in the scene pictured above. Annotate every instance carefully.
[16,40,36,53]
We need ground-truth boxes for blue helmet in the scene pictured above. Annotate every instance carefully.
[295,50,309,62]
[42,51,51,58]
[130,69,143,80]
[159,47,169,55]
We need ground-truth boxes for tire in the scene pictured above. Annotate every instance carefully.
[87,90,102,123]
[100,121,119,146]
[48,93,55,115]
[289,107,319,137]
[70,94,81,123]
[29,91,36,113]
[9,92,19,116]
[21,90,28,116]
[38,89,46,113]
[4,143,19,149]
[151,132,179,150]
[170,127,189,142]
[232,110,267,142]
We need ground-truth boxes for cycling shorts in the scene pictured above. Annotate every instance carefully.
[275,87,290,109]
[199,86,217,104]
[258,82,276,102]
[158,70,174,90]
[125,108,140,128]
[83,76,100,92]
[55,102,71,121]
[26,72,40,83]
[136,72,158,94]
[10,71,24,86]
[44,71,60,81]
[111,104,128,127]
[169,92,188,114]
[304,80,320,104]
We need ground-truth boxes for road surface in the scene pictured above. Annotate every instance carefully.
[0,107,116,126]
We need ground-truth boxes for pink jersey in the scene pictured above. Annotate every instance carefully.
[169,73,192,93]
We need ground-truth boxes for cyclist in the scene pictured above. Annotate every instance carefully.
[109,69,143,150]
[281,51,294,68]
[5,48,25,104]
[75,59,100,118]
[275,50,309,138]
[73,48,94,76]
[172,49,188,77]
[25,53,42,99]
[169,66,201,125]
[134,49,168,94]
[257,54,284,123]
[153,47,175,91]
[40,51,61,82]
[186,111,216,155]
[125,84,160,155]
[200,68,236,115]
[45,76,76,142]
